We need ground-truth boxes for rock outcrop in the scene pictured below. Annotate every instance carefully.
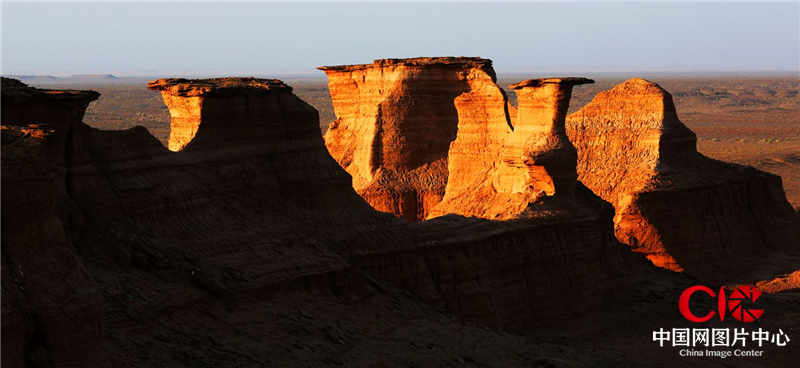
[2,79,106,368]
[429,77,596,220]
[1,77,99,129]
[145,77,365,210]
[566,78,800,281]
[320,59,602,222]
[148,77,297,152]
[319,57,498,221]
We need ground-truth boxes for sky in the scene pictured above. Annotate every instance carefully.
[1,1,798,76]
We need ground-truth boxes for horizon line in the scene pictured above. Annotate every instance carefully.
[5,69,799,80]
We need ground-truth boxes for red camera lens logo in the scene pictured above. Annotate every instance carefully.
[678,285,763,323]
[727,285,763,322]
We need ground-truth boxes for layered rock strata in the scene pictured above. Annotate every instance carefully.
[149,78,297,152]
[319,57,499,221]
[146,77,362,209]
[429,77,595,220]
[566,78,800,280]
[498,78,593,198]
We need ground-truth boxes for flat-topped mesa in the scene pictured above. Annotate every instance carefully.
[319,56,494,73]
[319,57,499,221]
[428,76,594,220]
[566,78,698,203]
[147,77,291,97]
[147,77,306,152]
[146,77,360,210]
[566,78,800,280]
[497,77,594,198]
[1,77,99,128]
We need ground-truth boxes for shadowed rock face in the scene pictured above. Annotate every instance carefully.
[2,77,382,368]
[2,77,99,131]
[2,79,106,368]
[319,57,497,221]
[566,78,800,281]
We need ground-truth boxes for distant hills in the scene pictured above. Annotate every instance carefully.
[3,74,141,85]
[69,74,119,79]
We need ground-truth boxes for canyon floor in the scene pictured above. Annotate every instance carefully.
[35,75,800,210]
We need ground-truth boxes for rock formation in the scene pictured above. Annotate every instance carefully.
[1,76,656,366]
[566,78,800,281]
[502,78,592,197]
[429,77,596,220]
[319,57,499,221]
[319,58,601,222]
[2,79,106,368]
[146,77,366,210]
[148,77,298,152]
[1,77,99,129]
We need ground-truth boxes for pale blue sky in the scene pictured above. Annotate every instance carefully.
[2,1,798,76]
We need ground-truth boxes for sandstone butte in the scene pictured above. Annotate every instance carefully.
[430,77,597,220]
[320,58,798,284]
[319,57,497,221]
[565,78,800,282]
[2,77,660,367]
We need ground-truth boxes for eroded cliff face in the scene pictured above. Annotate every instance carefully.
[149,78,303,151]
[1,80,106,368]
[566,78,800,281]
[319,57,501,221]
[145,77,363,210]
[1,77,99,131]
[429,77,596,220]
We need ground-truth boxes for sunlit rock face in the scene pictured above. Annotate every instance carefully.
[496,78,593,199]
[319,57,499,221]
[566,78,800,281]
[429,77,596,220]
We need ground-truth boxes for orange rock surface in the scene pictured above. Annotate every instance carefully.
[430,77,595,220]
[566,78,800,281]
[319,57,497,221]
